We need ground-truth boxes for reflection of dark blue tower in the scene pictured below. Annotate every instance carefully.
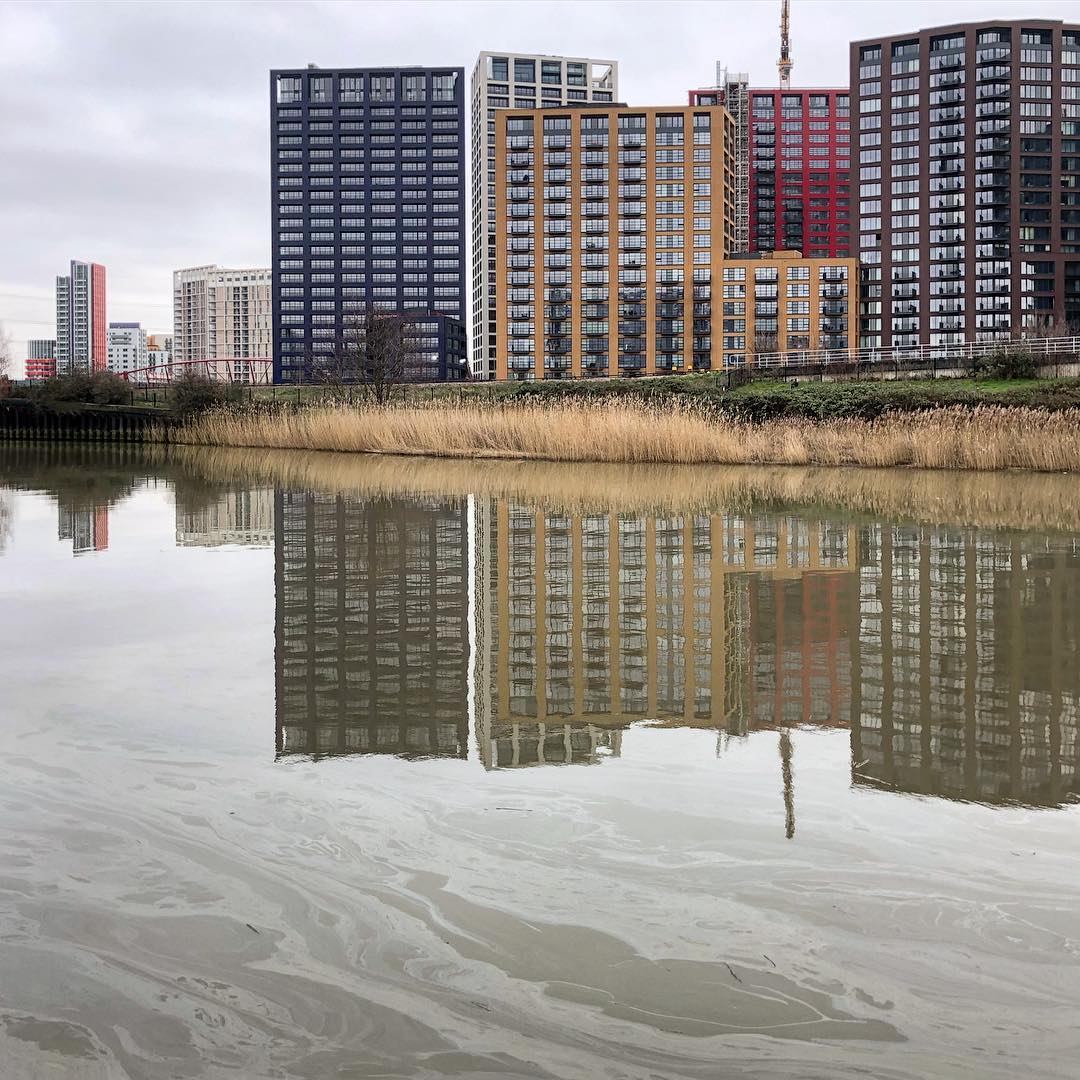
[274,491,470,759]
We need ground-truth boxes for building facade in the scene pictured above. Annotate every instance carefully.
[471,52,618,379]
[719,250,858,364]
[850,18,1080,347]
[269,65,467,384]
[471,497,858,768]
[494,103,738,379]
[176,488,274,548]
[25,339,56,381]
[852,522,1080,806]
[56,260,106,375]
[274,490,470,760]
[106,322,148,377]
[691,82,851,258]
[147,333,172,370]
[172,265,272,368]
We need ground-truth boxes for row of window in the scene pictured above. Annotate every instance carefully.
[276,71,459,105]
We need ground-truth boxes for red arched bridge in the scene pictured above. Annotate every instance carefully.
[120,358,272,385]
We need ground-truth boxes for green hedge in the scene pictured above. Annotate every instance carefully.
[437,376,1080,422]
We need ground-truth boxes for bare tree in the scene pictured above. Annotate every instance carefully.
[311,306,407,405]
[0,320,13,380]
[747,330,780,369]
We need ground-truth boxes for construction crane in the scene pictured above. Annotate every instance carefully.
[778,0,793,88]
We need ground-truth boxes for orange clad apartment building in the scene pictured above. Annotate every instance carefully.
[493,103,857,379]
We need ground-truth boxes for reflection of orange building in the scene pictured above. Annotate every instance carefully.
[472,500,858,767]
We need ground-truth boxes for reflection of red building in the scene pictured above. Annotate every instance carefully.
[94,505,109,551]
[58,504,110,556]
[745,571,854,731]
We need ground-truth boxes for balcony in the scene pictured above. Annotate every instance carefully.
[657,287,684,301]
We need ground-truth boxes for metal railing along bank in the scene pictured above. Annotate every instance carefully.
[747,335,1080,378]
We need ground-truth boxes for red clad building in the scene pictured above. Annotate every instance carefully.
[25,339,56,380]
[690,86,851,257]
[91,263,107,372]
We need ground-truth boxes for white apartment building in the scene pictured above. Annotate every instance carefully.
[106,322,148,376]
[470,52,618,379]
[173,265,272,368]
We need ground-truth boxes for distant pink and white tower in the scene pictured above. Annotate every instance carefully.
[56,260,107,374]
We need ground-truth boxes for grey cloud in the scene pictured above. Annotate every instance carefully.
[1,0,1076,365]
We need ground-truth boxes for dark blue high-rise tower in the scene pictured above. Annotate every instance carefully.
[270,65,467,384]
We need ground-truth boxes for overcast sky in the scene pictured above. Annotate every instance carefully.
[1,0,1075,370]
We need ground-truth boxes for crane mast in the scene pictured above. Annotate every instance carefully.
[778,0,793,88]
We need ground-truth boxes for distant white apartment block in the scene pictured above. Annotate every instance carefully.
[106,322,148,376]
[470,52,618,379]
[173,265,272,365]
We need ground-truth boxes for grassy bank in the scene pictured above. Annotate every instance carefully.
[171,400,1080,473]
[250,375,1080,420]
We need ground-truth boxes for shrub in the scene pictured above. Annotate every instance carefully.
[31,370,131,405]
[986,344,1038,381]
[170,369,234,419]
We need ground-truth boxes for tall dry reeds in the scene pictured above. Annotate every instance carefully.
[166,443,1080,533]
[171,400,1080,474]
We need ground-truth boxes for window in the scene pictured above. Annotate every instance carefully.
[276,76,302,104]
[370,75,395,101]
[432,72,456,101]
[402,74,427,101]
[514,58,535,83]
[339,75,363,102]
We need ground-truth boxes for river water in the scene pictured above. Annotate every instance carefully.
[1,444,1078,1080]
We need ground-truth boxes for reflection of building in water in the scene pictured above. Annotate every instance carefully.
[57,504,109,555]
[487,722,623,769]
[176,488,275,548]
[472,500,858,767]
[852,525,1080,806]
[274,491,470,760]
[743,569,857,733]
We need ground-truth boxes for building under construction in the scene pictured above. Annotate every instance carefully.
[691,0,851,258]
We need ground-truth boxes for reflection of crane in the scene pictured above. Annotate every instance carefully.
[780,728,795,839]
[778,0,793,89]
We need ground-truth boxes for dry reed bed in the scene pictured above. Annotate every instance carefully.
[173,400,1080,474]
[167,442,1080,534]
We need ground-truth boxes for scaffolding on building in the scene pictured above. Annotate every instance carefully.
[714,66,750,254]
